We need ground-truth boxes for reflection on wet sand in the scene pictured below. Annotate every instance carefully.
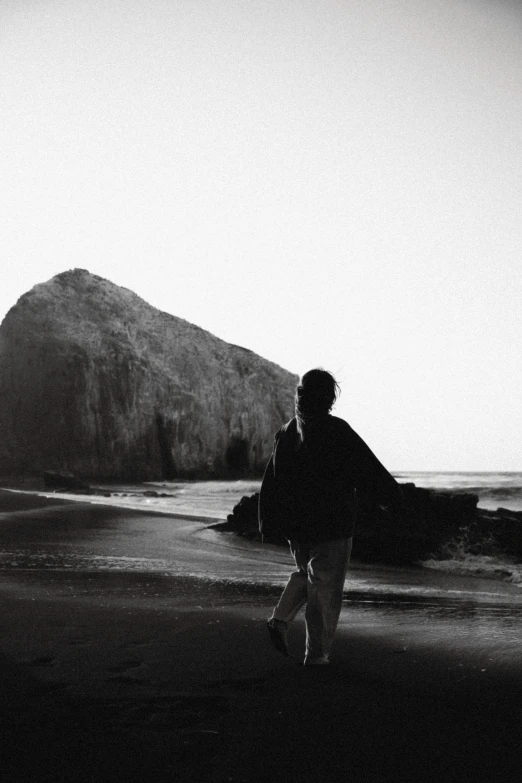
[1,488,521,676]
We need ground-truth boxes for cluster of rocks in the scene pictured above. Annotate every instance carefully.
[42,471,176,500]
[222,483,522,565]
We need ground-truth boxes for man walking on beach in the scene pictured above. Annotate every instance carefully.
[259,368,402,666]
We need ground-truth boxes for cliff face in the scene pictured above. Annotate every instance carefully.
[0,269,298,479]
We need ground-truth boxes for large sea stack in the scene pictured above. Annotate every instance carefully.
[0,269,298,480]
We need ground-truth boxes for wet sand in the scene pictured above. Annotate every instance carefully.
[1,491,521,781]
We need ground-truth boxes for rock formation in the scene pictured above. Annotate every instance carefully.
[0,269,298,480]
[221,484,522,565]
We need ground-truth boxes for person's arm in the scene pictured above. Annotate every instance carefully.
[258,454,275,543]
[258,431,282,542]
[349,429,403,510]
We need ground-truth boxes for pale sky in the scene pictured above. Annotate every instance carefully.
[1,0,521,471]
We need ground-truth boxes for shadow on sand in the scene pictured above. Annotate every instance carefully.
[0,567,521,783]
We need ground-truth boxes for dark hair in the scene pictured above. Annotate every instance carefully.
[295,368,340,438]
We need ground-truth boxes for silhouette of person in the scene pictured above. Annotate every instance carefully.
[259,368,402,665]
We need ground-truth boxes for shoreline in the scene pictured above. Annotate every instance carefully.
[1,489,522,780]
[2,484,522,588]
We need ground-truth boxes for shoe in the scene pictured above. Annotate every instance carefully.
[267,618,289,657]
[303,655,330,667]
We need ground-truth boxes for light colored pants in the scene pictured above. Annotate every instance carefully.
[271,537,353,660]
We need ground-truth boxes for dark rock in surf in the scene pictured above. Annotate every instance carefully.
[225,484,486,564]
[0,269,297,480]
[353,484,480,563]
[222,491,286,543]
[464,509,522,561]
[227,493,258,534]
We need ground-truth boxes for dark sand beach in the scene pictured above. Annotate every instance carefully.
[1,489,521,782]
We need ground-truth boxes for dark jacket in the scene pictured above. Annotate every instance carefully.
[258,415,401,544]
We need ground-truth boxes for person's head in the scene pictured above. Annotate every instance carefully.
[295,368,340,436]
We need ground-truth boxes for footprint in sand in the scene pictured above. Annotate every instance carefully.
[28,655,56,667]
[206,676,266,693]
[122,694,230,732]
[106,659,150,684]
[108,674,148,684]
[106,659,143,674]
[120,639,157,648]
[68,637,94,646]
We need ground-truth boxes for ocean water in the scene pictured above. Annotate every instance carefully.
[146,471,522,515]
[391,472,522,586]
[143,473,522,587]
[5,472,522,587]
[393,471,522,512]
[139,474,522,587]
[141,472,522,517]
